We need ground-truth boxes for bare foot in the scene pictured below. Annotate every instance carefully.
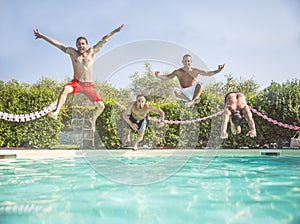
[194,98,201,104]
[133,145,138,151]
[48,112,58,119]
[185,101,194,108]
[122,140,132,148]
[185,98,200,108]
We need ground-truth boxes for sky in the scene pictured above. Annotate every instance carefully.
[1,0,300,89]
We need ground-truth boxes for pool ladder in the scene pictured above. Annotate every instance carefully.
[71,118,94,148]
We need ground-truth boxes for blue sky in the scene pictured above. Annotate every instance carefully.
[1,0,299,89]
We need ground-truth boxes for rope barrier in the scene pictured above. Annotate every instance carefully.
[249,106,300,131]
[149,106,300,131]
[0,101,299,131]
[148,110,224,124]
[0,101,57,122]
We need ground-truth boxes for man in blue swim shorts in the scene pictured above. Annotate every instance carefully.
[122,94,165,150]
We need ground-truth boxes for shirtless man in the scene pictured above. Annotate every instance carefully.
[122,94,165,150]
[155,54,225,107]
[34,24,124,131]
[221,92,256,139]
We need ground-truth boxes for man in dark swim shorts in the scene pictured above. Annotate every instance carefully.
[221,92,256,139]
[122,94,165,150]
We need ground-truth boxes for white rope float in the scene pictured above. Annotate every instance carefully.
[0,101,57,122]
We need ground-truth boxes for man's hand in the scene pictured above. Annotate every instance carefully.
[217,64,225,72]
[221,132,228,139]
[117,24,125,32]
[130,122,138,131]
[33,29,42,39]
[158,121,164,128]
[248,130,257,138]
[155,71,160,77]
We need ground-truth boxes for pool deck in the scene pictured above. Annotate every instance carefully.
[0,148,299,159]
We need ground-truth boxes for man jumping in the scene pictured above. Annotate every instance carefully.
[34,24,124,131]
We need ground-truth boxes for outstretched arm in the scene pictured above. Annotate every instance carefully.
[93,24,125,53]
[220,109,230,139]
[149,105,165,128]
[244,107,257,137]
[33,29,68,53]
[155,70,177,80]
[196,64,225,76]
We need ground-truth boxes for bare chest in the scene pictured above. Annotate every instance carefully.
[74,55,93,66]
[132,108,148,120]
[177,71,197,87]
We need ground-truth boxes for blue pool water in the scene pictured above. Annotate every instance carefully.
[0,154,299,224]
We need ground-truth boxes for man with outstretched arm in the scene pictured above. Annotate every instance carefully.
[155,54,225,107]
[34,24,124,131]
[122,94,165,151]
[220,92,256,139]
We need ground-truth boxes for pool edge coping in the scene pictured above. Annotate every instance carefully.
[0,149,299,159]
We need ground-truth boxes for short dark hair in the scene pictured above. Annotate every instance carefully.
[136,94,146,100]
[232,112,244,126]
[76,36,88,45]
[183,54,192,59]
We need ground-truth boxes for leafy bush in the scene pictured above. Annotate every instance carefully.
[0,79,63,148]
[1,76,299,149]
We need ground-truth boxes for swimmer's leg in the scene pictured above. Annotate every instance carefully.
[133,131,144,151]
[185,84,202,108]
[90,101,105,132]
[123,128,132,147]
[48,85,74,119]
[174,89,190,101]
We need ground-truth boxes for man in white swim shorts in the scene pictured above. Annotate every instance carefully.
[155,54,225,107]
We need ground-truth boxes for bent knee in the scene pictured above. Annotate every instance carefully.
[62,85,74,94]
[196,83,202,88]
[96,101,105,109]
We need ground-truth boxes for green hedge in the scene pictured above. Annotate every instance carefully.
[1,79,299,149]
[0,79,63,148]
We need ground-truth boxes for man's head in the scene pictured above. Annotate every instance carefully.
[182,54,192,68]
[76,37,88,55]
[231,112,244,126]
[136,94,146,109]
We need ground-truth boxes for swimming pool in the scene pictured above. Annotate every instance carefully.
[0,152,299,224]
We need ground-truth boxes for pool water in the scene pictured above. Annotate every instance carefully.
[0,155,299,224]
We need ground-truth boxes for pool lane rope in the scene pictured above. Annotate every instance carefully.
[0,101,299,131]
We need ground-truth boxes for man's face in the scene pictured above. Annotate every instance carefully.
[76,39,88,55]
[182,56,192,68]
[136,96,146,109]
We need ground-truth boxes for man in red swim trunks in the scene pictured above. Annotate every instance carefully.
[34,24,124,131]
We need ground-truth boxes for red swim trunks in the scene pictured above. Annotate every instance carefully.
[66,79,102,102]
